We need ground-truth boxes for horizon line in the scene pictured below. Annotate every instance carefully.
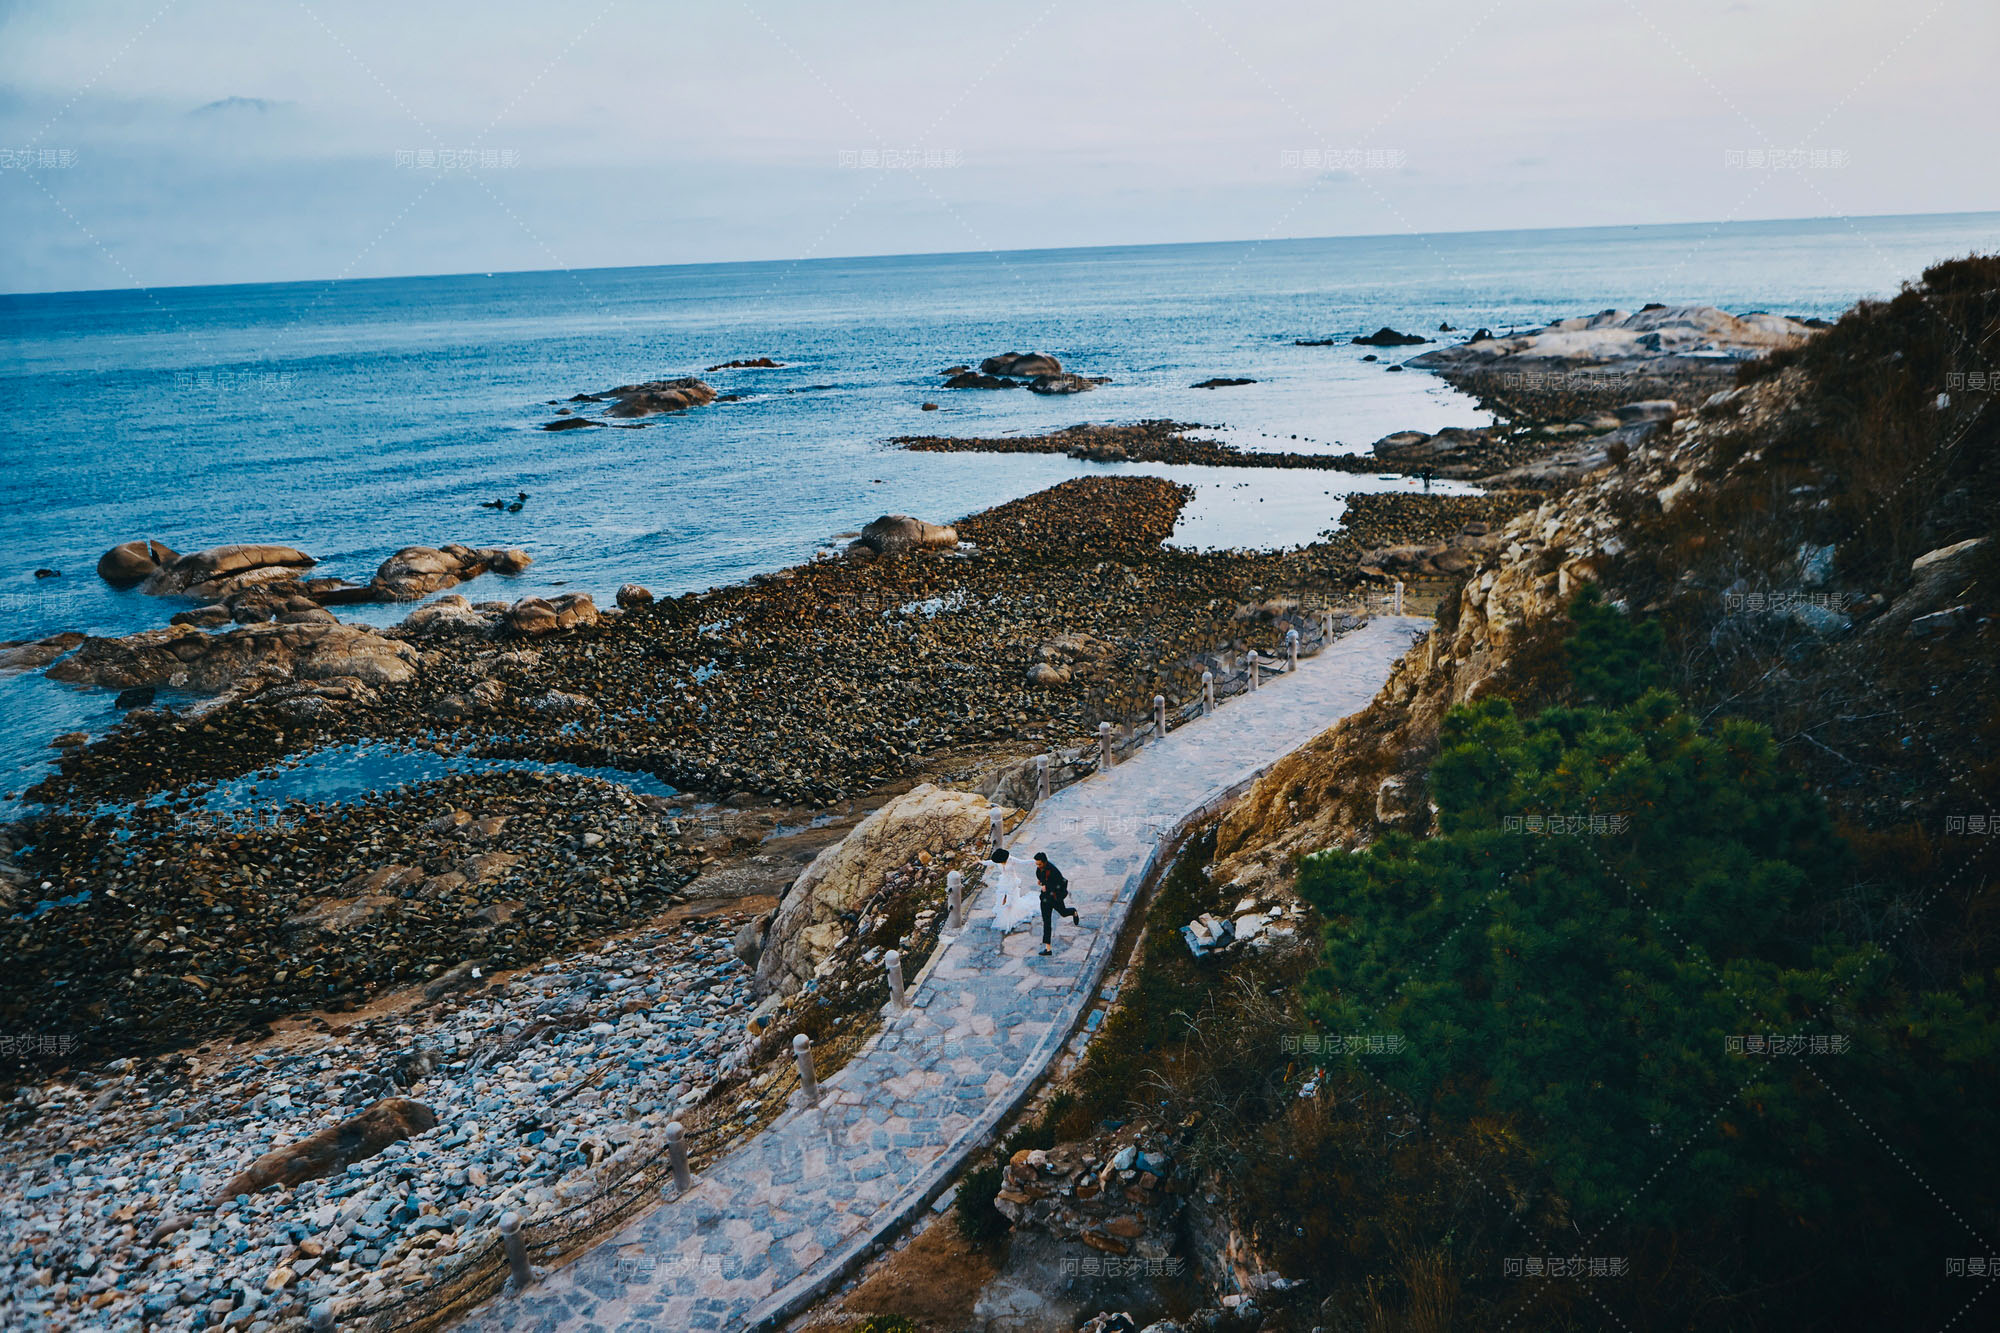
[6,206,1998,301]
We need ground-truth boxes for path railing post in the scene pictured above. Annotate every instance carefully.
[499,1211,532,1290]
[1098,721,1113,769]
[1250,656,1261,691]
[1286,629,1299,671]
[1395,580,1405,615]
[989,806,1005,851]
[666,1120,692,1194]
[1036,753,1050,802]
[793,1033,820,1106]
[1201,670,1214,715]
[885,950,906,1007]
[1153,694,1166,739]
[947,870,964,929]
[1323,609,1334,641]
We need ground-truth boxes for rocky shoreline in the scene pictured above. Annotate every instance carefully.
[0,306,1728,1331]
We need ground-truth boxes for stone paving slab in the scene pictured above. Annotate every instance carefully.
[455,616,1428,1333]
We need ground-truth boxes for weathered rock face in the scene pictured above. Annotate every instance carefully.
[504,592,600,636]
[214,1097,436,1200]
[369,544,531,601]
[141,544,317,599]
[849,514,959,557]
[1409,304,1815,372]
[981,352,1062,378]
[389,593,503,640]
[755,783,994,995]
[96,539,180,587]
[601,377,717,417]
[46,621,420,692]
[0,632,84,672]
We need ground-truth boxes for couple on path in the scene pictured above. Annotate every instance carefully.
[984,847,1079,955]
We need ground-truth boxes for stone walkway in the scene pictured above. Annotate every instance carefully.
[456,616,1429,1333]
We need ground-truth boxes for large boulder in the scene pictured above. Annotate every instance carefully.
[504,592,600,636]
[141,544,317,599]
[980,352,1062,378]
[755,783,994,995]
[1868,538,1988,638]
[47,622,418,693]
[849,514,959,557]
[215,1097,435,1200]
[389,594,503,640]
[369,545,532,600]
[96,539,179,587]
[1352,327,1429,347]
[601,377,717,417]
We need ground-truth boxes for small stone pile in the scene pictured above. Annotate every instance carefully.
[995,1130,1187,1260]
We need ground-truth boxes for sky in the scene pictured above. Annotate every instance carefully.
[0,0,1994,293]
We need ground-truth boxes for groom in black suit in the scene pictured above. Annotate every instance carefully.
[1033,852,1080,955]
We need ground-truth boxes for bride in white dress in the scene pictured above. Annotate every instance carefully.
[985,847,1035,932]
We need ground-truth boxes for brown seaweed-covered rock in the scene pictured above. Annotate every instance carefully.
[602,377,717,417]
[505,592,600,636]
[616,583,655,609]
[46,621,419,692]
[1027,373,1108,395]
[142,544,317,599]
[981,352,1062,378]
[706,357,782,370]
[849,514,959,557]
[97,539,179,587]
[215,1097,436,1200]
[0,632,85,672]
[943,371,1021,390]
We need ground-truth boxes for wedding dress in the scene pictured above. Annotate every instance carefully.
[986,856,1035,931]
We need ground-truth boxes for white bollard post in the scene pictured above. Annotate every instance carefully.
[665,1120,692,1194]
[1153,694,1166,739]
[793,1033,820,1106]
[1037,754,1050,802]
[1323,609,1334,641]
[500,1211,532,1290]
[1201,670,1214,715]
[1286,629,1299,671]
[1250,656,1261,691]
[885,950,906,1007]
[989,806,1005,851]
[1395,580,1405,615]
[1098,721,1113,769]
[947,870,964,929]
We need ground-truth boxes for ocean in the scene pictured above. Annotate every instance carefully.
[5,210,1999,811]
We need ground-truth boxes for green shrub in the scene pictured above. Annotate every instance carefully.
[953,1163,1008,1245]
